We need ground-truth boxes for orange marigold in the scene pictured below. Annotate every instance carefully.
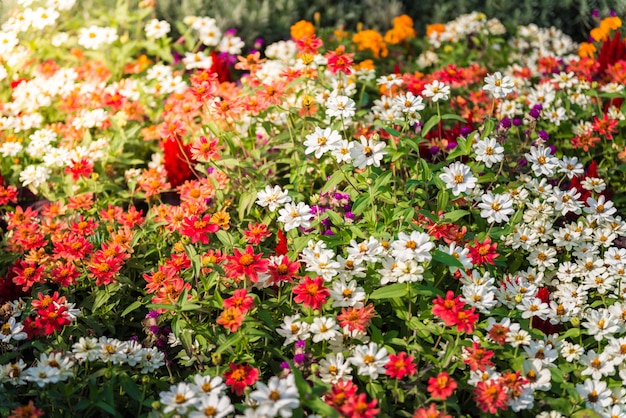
[426,23,446,37]
[384,14,416,44]
[353,29,388,58]
[290,20,315,40]
[578,42,597,58]
[601,16,622,31]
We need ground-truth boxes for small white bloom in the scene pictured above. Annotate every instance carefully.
[349,135,387,169]
[256,185,291,212]
[439,161,477,196]
[483,72,515,98]
[422,80,450,102]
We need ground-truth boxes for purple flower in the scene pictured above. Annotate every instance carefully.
[280,361,291,370]
[294,353,306,364]
[295,340,306,349]
[512,118,522,126]
[538,130,549,141]
[500,117,511,129]
[460,126,472,137]
[592,9,600,17]
[529,108,541,119]
[146,310,159,319]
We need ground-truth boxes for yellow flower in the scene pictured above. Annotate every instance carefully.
[290,20,315,40]
[353,29,388,58]
[578,42,596,58]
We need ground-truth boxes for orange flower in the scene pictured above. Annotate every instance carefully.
[352,30,388,58]
[426,23,446,37]
[578,42,597,58]
[290,20,315,40]
[384,14,416,44]
[601,16,622,31]
[217,307,244,332]
[591,26,609,42]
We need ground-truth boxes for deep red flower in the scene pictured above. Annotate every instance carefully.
[293,276,329,310]
[223,363,259,396]
[0,185,18,205]
[274,229,288,255]
[427,372,457,400]
[592,113,618,139]
[162,136,195,188]
[325,45,354,75]
[453,307,479,334]
[384,352,417,380]
[224,246,269,283]
[597,31,626,77]
[64,159,94,180]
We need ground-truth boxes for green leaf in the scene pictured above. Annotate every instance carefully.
[321,170,345,193]
[431,249,465,268]
[121,300,142,317]
[437,190,449,212]
[442,114,466,122]
[216,332,243,354]
[443,210,469,222]
[421,114,441,138]
[570,409,602,418]
[369,283,408,300]
[96,401,119,417]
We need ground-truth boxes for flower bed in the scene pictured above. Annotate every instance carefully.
[1,2,626,417]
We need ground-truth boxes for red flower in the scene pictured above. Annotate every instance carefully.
[0,185,18,206]
[266,255,300,285]
[468,237,498,266]
[592,113,618,139]
[463,342,495,372]
[162,136,195,188]
[180,214,220,244]
[223,289,255,314]
[325,45,354,75]
[295,35,323,55]
[337,304,376,332]
[324,380,358,411]
[427,372,457,400]
[224,246,269,283]
[8,400,44,418]
[384,352,417,380]
[64,159,94,180]
[11,260,46,292]
[50,262,80,287]
[487,323,510,345]
[431,291,464,326]
[243,222,272,245]
[216,307,245,332]
[35,304,71,335]
[453,307,479,334]
[340,392,380,418]
[223,363,259,396]
[293,276,329,310]
[473,380,509,414]
[412,403,451,418]
[274,229,288,255]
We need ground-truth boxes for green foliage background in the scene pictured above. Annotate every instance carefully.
[153,0,626,44]
[1,0,625,44]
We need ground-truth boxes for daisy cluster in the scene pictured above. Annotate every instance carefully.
[1,1,626,417]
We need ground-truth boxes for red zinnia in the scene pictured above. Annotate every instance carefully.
[340,392,379,418]
[180,214,220,245]
[473,380,509,414]
[453,307,479,334]
[162,136,195,188]
[412,403,452,418]
[384,351,417,380]
[224,245,269,283]
[223,288,255,314]
[427,372,457,400]
[464,342,495,372]
[243,222,272,245]
[266,255,300,285]
[293,276,329,310]
[223,363,259,396]
[216,307,245,332]
[338,304,376,332]
[468,237,498,266]
[431,291,464,326]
